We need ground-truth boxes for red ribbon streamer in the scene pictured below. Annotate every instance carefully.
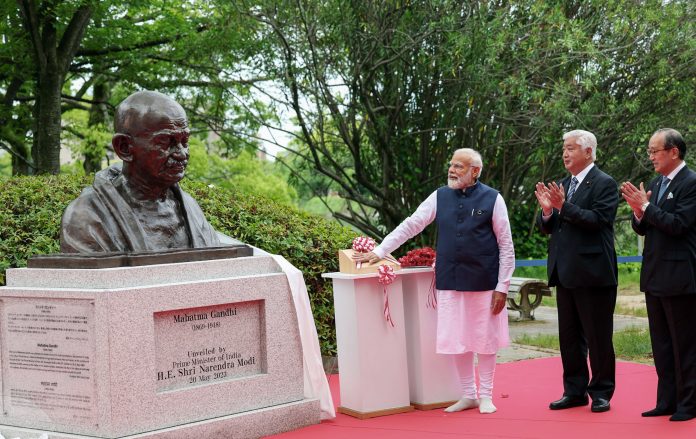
[425,260,437,309]
[426,271,437,309]
[377,264,396,327]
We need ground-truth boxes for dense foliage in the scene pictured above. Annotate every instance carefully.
[2,0,695,259]
[1,0,266,174]
[0,174,355,355]
[252,0,696,245]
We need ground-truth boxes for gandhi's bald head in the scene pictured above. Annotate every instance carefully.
[111,91,191,193]
[114,90,187,136]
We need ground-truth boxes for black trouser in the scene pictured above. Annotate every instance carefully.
[556,283,617,401]
[645,292,696,416]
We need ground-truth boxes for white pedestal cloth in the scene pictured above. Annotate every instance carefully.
[268,253,336,420]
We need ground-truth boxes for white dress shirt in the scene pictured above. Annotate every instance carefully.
[635,160,686,222]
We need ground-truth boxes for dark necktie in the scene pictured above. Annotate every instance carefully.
[566,177,579,202]
[658,176,671,201]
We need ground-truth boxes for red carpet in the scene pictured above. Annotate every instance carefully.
[269,357,696,438]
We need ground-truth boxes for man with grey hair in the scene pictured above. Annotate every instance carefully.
[535,130,619,413]
[353,148,515,414]
[622,128,696,421]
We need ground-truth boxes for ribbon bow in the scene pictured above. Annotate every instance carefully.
[377,264,396,327]
[352,236,376,269]
[352,236,375,253]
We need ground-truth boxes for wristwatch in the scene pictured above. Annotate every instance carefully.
[641,201,650,212]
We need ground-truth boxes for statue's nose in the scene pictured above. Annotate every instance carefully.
[172,142,189,159]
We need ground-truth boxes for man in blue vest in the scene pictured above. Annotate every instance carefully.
[353,148,515,414]
[535,130,618,413]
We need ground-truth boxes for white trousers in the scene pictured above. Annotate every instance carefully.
[453,352,497,399]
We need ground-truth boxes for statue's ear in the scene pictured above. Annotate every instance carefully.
[112,134,134,162]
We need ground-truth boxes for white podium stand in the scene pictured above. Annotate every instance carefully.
[322,272,413,419]
[399,268,460,409]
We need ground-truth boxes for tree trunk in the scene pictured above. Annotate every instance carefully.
[11,141,32,175]
[17,0,93,175]
[32,72,64,174]
[84,77,111,173]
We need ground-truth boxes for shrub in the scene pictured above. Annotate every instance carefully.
[0,175,356,356]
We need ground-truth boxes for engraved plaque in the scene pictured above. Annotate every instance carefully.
[154,301,266,392]
[0,298,96,427]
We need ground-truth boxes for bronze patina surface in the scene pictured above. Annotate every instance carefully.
[28,245,253,269]
[59,91,228,256]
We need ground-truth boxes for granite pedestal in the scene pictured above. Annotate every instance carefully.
[0,256,319,438]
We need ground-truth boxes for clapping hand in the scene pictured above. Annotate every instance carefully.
[620,181,651,217]
[534,182,553,215]
[535,182,565,214]
[547,182,566,210]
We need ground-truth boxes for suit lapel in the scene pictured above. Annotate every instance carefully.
[649,176,661,204]
[561,176,572,200]
[658,166,689,207]
[569,166,597,203]
[647,175,662,204]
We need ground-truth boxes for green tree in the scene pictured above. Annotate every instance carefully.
[247,0,695,255]
[0,152,11,177]
[2,1,270,175]
[186,140,298,205]
[16,0,93,174]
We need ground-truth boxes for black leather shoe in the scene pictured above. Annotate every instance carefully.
[591,398,610,413]
[669,412,696,422]
[549,395,589,410]
[642,407,674,417]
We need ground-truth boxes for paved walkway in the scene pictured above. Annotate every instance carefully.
[499,306,650,363]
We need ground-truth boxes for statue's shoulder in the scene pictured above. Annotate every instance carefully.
[63,165,123,220]
[93,164,122,185]
[62,185,102,225]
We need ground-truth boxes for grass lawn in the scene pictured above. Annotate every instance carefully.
[513,263,647,317]
[515,326,653,363]
[512,264,652,362]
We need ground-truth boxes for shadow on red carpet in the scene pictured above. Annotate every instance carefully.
[268,357,696,438]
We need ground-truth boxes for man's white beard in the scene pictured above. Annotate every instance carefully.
[447,177,464,189]
[448,173,474,189]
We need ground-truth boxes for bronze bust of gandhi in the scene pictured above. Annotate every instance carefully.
[60,90,222,253]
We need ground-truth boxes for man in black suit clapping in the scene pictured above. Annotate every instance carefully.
[536,130,619,413]
[622,128,696,422]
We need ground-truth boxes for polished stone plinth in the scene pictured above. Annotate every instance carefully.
[0,256,319,438]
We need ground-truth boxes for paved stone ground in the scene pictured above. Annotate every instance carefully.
[499,306,650,363]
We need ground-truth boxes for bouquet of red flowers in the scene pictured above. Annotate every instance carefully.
[398,247,436,267]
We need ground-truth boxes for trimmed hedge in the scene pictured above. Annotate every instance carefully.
[0,175,356,356]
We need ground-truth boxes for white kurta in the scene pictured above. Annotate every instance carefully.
[373,189,515,354]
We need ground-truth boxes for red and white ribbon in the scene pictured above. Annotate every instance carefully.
[352,236,376,253]
[426,260,437,308]
[352,236,376,269]
[377,264,396,327]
